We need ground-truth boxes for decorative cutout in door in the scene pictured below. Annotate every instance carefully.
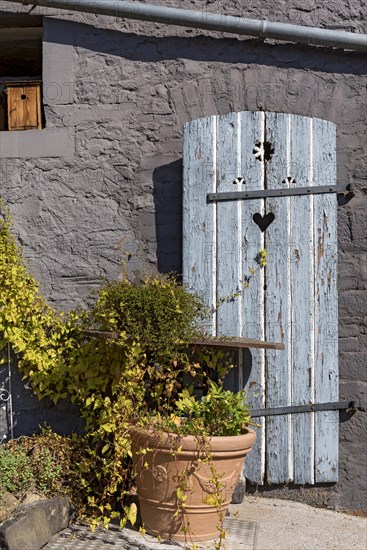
[252,212,275,232]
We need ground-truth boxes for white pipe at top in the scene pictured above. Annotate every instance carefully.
[5,0,367,52]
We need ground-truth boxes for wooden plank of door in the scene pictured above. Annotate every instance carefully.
[290,114,315,484]
[240,111,266,484]
[264,112,293,483]
[216,112,241,339]
[313,118,338,482]
[213,112,241,396]
[183,116,217,335]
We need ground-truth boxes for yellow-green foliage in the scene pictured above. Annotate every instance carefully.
[91,276,205,364]
[0,199,263,540]
[0,200,136,523]
[0,200,75,398]
[0,200,206,528]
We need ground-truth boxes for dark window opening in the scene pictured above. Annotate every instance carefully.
[0,14,43,131]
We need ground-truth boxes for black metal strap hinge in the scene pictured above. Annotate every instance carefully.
[207,183,354,203]
[251,400,365,417]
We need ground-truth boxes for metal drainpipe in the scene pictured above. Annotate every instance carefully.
[6,0,367,52]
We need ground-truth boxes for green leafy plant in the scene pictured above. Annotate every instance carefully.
[0,430,72,498]
[0,198,264,546]
[90,276,206,365]
[135,380,256,438]
[0,446,34,494]
[0,201,209,531]
[0,429,106,513]
[29,446,63,495]
[0,198,81,402]
[173,381,255,436]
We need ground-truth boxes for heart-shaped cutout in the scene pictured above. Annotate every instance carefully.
[253,212,275,232]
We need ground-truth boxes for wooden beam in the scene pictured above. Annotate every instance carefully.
[190,336,285,350]
[82,330,285,350]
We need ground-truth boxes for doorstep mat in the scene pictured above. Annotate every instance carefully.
[45,517,258,549]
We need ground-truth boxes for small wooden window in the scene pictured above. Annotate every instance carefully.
[1,82,42,131]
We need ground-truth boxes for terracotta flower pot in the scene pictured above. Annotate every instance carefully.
[130,427,256,542]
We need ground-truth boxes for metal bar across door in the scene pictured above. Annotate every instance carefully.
[207,183,352,202]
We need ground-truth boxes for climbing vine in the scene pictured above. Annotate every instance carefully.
[0,200,134,525]
[0,199,266,545]
[0,199,78,397]
[0,199,209,532]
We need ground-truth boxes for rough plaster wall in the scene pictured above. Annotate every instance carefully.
[0,0,366,512]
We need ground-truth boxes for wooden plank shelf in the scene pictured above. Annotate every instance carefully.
[82,330,284,350]
[191,336,284,350]
[191,337,285,349]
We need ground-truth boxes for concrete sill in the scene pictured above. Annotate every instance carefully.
[0,128,75,158]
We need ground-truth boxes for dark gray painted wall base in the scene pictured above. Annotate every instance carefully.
[0,359,84,440]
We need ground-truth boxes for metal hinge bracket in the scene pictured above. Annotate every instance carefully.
[207,183,354,203]
[251,400,365,417]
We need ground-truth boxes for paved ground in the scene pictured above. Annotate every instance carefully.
[229,496,367,550]
[45,516,256,549]
[45,496,367,550]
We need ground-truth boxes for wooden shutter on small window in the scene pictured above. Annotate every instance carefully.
[6,82,42,131]
[183,111,338,485]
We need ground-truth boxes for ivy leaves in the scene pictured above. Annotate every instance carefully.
[0,200,71,398]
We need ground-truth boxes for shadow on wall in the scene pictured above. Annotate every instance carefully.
[0,355,84,439]
[153,159,183,275]
[223,349,254,393]
[41,18,367,76]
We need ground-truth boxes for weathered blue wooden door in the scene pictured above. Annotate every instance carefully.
[183,111,338,484]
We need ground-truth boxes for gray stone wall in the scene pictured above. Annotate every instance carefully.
[0,0,366,512]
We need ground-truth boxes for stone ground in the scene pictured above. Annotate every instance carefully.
[45,496,367,550]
